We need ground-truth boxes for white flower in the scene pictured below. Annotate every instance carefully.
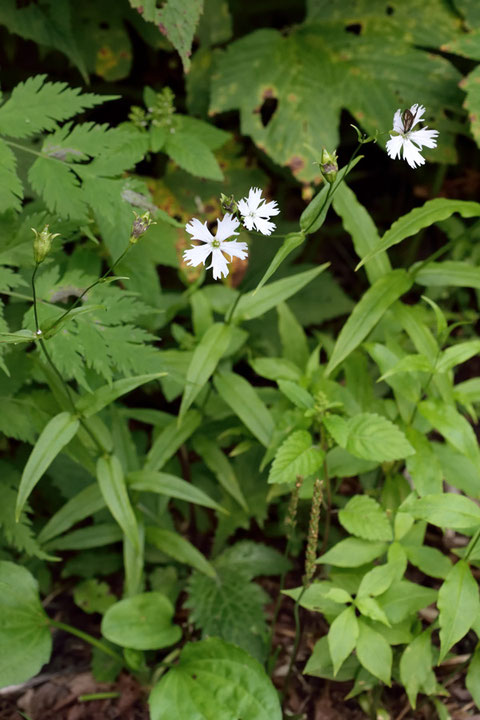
[237,187,280,235]
[386,104,439,169]
[183,213,248,280]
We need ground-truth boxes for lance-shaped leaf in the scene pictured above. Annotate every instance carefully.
[438,560,479,662]
[146,527,216,578]
[328,606,358,676]
[326,270,413,375]
[16,412,79,520]
[77,373,165,417]
[127,470,226,513]
[214,371,274,447]
[96,455,139,552]
[253,232,305,293]
[179,323,233,423]
[356,619,392,685]
[38,483,105,544]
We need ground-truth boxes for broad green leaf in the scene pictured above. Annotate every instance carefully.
[277,302,309,371]
[217,540,290,579]
[403,545,452,580]
[317,538,387,568]
[16,412,80,520]
[192,435,247,510]
[146,410,202,471]
[332,183,391,283]
[38,484,105,544]
[127,470,226,513]
[466,646,480,709]
[165,131,223,181]
[358,199,480,269]
[357,563,399,599]
[326,270,413,374]
[157,0,204,72]
[149,638,282,720]
[76,373,165,417]
[355,596,390,626]
[283,582,348,615]
[102,592,181,650]
[304,636,359,682]
[268,430,323,485]
[378,580,437,624]
[253,232,305,293]
[438,560,480,662]
[179,323,233,422]
[325,413,414,463]
[400,631,434,709]
[436,341,480,374]
[277,380,315,410]
[328,606,358,676]
[405,428,443,496]
[230,265,329,322]
[419,400,480,471]
[414,260,480,290]
[377,353,432,381]
[250,357,301,382]
[403,493,480,529]
[433,443,480,498]
[338,495,392,542]
[96,455,139,552]
[0,562,52,687]
[146,526,216,578]
[356,619,392,685]
[213,371,274,447]
[211,25,460,181]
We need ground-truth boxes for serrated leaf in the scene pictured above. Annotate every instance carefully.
[0,75,114,138]
[210,25,460,181]
[326,270,413,375]
[73,579,116,615]
[318,538,387,567]
[356,619,392,685]
[102,592,181,650]
[213,371,274,447]
[157,0,204,72]
[403,493,480,529]
[16,412,80,521]
[268,430,324,485]
[359,199,480,269]
[0,139,23,212]
[339,496,392,541]
[328,606,358,676]
[324,413,414,463]
[438,560,479,662]
[28,156,88,220]
[185,567,269,662]
[0,562,52,687]
[165,131,223,180]
[149,638,282,720]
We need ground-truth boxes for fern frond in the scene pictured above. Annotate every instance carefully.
[0,138,23,212]
[0,75,117,139]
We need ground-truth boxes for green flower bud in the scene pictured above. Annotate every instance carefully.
[32,225,59,264]
[220,193,238,215]
[320,148,338,184]
[130,211,156,243]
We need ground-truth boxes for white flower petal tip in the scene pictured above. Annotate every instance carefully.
[386,103,439,169]
[238,186,280,235]
[183,214,248,281]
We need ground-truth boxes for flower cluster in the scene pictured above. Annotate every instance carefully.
[386,103,439,169]
[183,187,279,280]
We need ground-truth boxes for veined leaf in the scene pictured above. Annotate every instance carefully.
[77,373,165,417]
[149,638,282,720]
[213,371,274,447]
[326,270,413,375]
[0,75,116,138]
[438,560,479,662]
[127,470,226,513]
[102,592,181,650]
[268,430,323,485]
[338,495,392,542]
[399,631,434,709]
[419,400,480,470]
[403,493,480,529]
[165,131,223,180]
[328,606,358,676]
[253,233,305,293]
[179,323,233,422]
[413,260,480,289]
[96,455,139,552]
[317,538,387,568]
[356,619,392,685]
[324,413,414,463]
[16,412,80,521]
[358,199,480,269]
[38,483,105,544]
[145,410,202,471]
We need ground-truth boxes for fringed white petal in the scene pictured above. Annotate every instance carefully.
[386,135,403,160]
[392,109,403,133]
[183,243,212,267]
[215,213,240,243]
[208,248,230,280]
[219,239,248,261]
[185,218,213,243]
[402,139,426,169]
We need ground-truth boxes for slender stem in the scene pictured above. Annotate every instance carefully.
[282,585,307,699]
[49,619,123,663]
[410,238,455,278]
[6,139,67,163]
[320,435,331,555]
[225,291,242,324]
[79,693,121,702]
[45,244,132,334]
[31,264,40,333]
[465,528,480,561]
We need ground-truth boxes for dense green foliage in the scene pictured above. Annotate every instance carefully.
[2,1,480,717]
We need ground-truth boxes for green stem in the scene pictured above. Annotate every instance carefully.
[31,264,40,333]
[79,692,121,702]
[49,619,123,663]
[282,585,307,699]
[44,244,132,335]
[225,291,242,325]
[465,528,480,562]
[6,139,67,163]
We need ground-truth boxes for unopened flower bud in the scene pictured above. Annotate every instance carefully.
[320,148,338,184]
[130,211,156,243]
[220,193,238,215]
[32,225,59,264]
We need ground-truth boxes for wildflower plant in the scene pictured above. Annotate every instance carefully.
[1,4,480,718]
